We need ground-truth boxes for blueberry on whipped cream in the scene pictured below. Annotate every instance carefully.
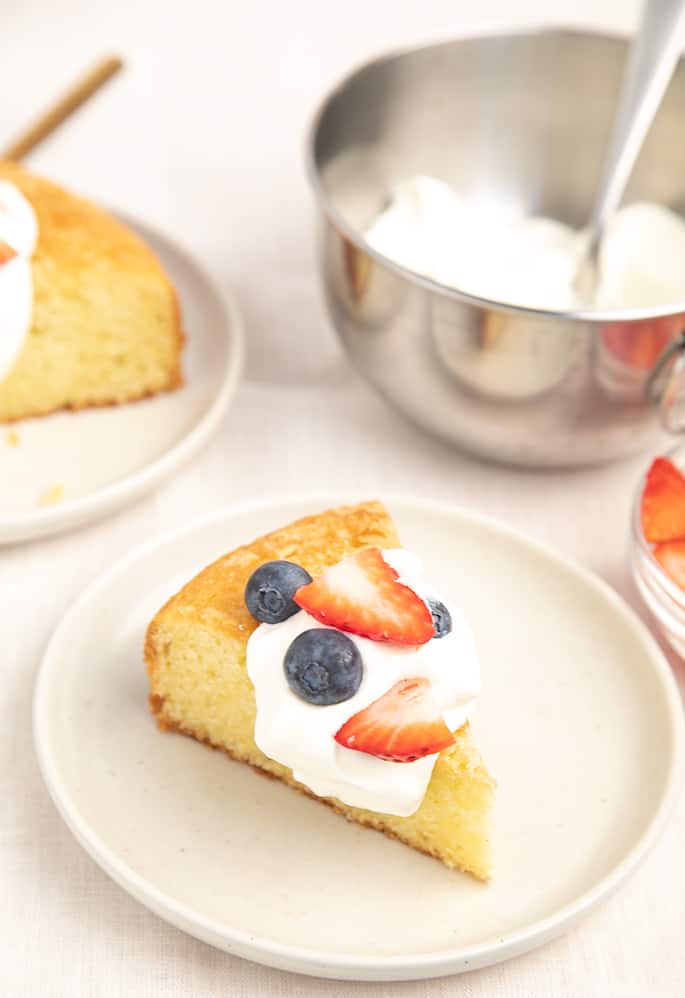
[428,598,452,639]
[284,628,363,705]
[245,548,481,817]
[244,560,312,624]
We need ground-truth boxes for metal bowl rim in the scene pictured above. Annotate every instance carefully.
[305,25,685,325]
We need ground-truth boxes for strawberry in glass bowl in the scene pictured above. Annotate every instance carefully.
[631,450,685,657]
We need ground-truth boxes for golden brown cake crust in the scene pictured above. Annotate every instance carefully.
[145,501,494,880]
[157,708,487,875]
[0,159,184,422]
[146,500,399,682]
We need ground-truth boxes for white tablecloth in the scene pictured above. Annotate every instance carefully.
[2,1,684,995]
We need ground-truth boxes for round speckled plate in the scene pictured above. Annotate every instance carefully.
[33,498,684,980]
[0,213,243,544]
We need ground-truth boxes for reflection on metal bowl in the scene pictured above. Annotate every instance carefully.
[308,30,685,467]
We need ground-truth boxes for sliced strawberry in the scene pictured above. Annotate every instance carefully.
[294,547,434,645]
[654,539,685,592]
[334,677,455,762]
[0,240,17,265]
[641,457,685,543]
[601,319,680,371]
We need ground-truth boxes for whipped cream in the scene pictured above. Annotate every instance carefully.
[0,181,38,381]
[246,549,480,817]
[365,174,685,311]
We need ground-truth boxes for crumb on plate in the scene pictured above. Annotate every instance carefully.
[38,484,65,507]
[5,430,20,446]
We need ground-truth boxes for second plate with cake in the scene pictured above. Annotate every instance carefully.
[0,175,243,543]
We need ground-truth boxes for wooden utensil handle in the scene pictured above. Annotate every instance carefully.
[2,56,124,161]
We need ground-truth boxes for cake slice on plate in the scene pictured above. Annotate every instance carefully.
[145,501,494,880]
[0,159,183,422]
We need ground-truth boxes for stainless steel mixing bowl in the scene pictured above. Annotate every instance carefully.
[307,29,685,467]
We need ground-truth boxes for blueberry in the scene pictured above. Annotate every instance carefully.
[428,598,452,638]
[284,628,363,705]
[244,560,312,624]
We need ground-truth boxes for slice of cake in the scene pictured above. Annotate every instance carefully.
[145,501,494,879]
[0,159,183,422]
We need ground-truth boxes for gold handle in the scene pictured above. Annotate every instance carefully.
[1,56,124,161]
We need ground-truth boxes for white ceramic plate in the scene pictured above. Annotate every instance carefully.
[0,214,243,544]
[33,498,684,981]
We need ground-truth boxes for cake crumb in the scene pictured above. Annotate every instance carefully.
[38,484,65,507]
[5,430,20,446]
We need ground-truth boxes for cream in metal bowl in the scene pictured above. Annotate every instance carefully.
[307,29,685,468]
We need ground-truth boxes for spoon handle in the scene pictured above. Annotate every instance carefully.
[588,0,685,250]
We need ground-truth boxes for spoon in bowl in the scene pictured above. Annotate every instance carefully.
[575,0,685,303]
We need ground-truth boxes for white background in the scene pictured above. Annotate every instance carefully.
[2,1,684,995]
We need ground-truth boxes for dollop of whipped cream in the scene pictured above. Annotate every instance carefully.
[246,549,480,817]
[0,180,38,381]
[365,174,685,311]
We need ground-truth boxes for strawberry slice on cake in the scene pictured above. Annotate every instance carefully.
[0,240,17,265]
[335,677,456,762]
[295,547,434,644]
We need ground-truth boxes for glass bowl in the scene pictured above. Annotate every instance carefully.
[630,443,685,658]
